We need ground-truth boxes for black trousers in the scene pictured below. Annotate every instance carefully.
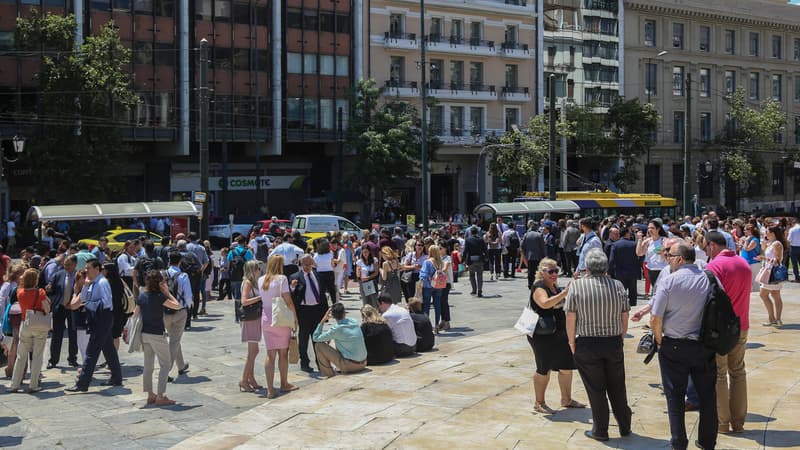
[615,276,638,306]
[565,251,578,276]
[574,336,632,438]
[49,305,78,365]
[503,249,518,277]
[187,274,202,326]
[401,272,419,302]
[659,337,718,450]
[316,271,338,304]
[217,278,231,300]
[297,303,326,366]
[77,308,122,389]
[526,258,541,290]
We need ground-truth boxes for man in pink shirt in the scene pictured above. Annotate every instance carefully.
[705,231,751,434]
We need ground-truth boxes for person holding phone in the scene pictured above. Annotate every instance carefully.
[312,303,367,378]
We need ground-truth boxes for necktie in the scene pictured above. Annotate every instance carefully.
[64,273,73,306]
[307,272,320,302]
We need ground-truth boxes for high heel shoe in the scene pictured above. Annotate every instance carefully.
[249,381,263,390]
[238,382,255,392]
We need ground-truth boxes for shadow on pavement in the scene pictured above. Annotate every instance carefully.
[746,342,765,350]
[447,327,474,333]
[0,436,23,447]
[746,412,776,423]
[542,407,592,424]
[185,326,215,332]
[172,375,211,385]
[0,417,21,427]
[775,323,799,330]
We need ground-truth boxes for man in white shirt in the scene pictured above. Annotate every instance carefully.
[6,219,16,255]
[787,218,800,282]
[270,238,305,277]
[378,295,416,356]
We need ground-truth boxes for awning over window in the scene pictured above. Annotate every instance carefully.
[473,200,580,216]
[27,201,201,222]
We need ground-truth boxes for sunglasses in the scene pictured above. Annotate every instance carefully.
[666,253,681,259]
[544,268,560,275]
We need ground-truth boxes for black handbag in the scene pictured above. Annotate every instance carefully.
[238,284,263,321]
[534,314,556,335]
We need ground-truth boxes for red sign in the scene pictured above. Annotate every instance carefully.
[171,217,189,240]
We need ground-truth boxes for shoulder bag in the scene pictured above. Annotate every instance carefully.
[122,280,136,315]
[514,306,539,337]
[756,264,772,285]
[239,285,263,321]
[271,289,296,327]
[770,263,788,283]
[534,314,557,336]
[23,290,51,333]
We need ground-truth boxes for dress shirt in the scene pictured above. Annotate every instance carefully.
[576,231,602,272]
[41,260,62,285]
[382,304,417,346]
[117,252,136,277]
[187,241,209,266]
[650,264,712,340]
[81,274,113,312]
[75,249,97,271]
[312,317,368,362]
[63,271,74,306]
[788,224,800,247]
[91,246,107,264]
[303,271,320,305]
[167,265,194,308]
[270,243,304,265]
[314,252,334,272]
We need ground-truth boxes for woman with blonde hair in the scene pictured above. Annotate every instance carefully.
[419,244,444,333]
[258,255,299,398]
[359,304,394,365]
[527,258,584,414]
[1,263,25,378]
[239,260,263,392]
[380,246,402,303]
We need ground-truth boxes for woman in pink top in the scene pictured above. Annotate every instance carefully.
[258,255,299,398]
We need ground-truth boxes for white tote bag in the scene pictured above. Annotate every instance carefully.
[271,297,296,328]
[514,307,540,337]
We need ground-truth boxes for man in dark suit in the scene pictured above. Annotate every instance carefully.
[521,221,546,289]
[562,220,581,277]
[289,254,329,372]
[603,226,620,258]
[462,227,487,297]
[608,227,640,306]
[47,254,79,368]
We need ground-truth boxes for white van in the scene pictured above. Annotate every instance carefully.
[292,214,361,235]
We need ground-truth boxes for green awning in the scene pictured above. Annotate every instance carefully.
[473,200,580,216]
[27,201,201,222]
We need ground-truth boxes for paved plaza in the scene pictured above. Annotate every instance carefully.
[2,275,800,449]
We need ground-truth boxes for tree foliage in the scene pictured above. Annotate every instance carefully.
[346,79,438,216]
[718,87,786,183]
[17,12,137,201]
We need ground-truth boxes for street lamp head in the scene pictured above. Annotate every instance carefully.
[11,135,24,154]
[657,50,668,57]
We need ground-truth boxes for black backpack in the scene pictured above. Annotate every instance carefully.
[508,233,520,251]
[180,251,202,277]
[136,255,164,287]
[255,242,270,264]
[229,248,246,280]
[700,270,741,356]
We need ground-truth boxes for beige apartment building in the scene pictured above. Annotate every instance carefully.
[624,0,800,214]
[363,0,536,216]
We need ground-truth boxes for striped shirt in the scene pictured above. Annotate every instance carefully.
[564,275,630,337]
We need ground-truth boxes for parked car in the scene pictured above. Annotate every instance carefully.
[208,223,258,248]
[79,229,162,252]
[255,219,292,236]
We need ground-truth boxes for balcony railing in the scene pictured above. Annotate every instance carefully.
[425,34,444,44]
[468,83,495,93]
[501,42,529,51]
[501,86,530,94]
[384,80,418,92]
[384,32,416,41]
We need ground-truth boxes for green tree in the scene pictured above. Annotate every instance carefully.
[17,12,137,201]
[346,79,438,219]
[718,87,786,188]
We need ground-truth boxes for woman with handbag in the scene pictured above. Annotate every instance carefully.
[239,260,263,392]
[356,249,380,308]
[8,268,50,393]
[135,270,182,406]
[379,246,403,303]
[258,255,299,399]
[527,258,584,414]
[758,226,787,326]
[1,263,24,378]
[419,244,445,334]
[399,241,427,302]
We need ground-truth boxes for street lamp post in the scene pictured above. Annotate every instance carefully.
[419,0,429,232]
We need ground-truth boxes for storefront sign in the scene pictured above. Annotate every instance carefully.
[171,175,306,192]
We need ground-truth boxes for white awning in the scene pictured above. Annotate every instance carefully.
[27,201,200,222]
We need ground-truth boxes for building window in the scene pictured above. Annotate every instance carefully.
[699,164,713,198]
[389,13,403,36]
[505,108,519,132]
[699,68,710,98]
[336,99,349,130]
[451,19,463,41]
[287,98,301,129]
[749,32,759,56]
[773,74,782,101]
[450,106,464,136]
[645,63,657,97]
[429,59,443,89]
[287,53,302,74]
[319,12,336,32]
[794,38,800,61]
[795,116,800,145]
[470,21,482,43]
[389,56,404,83]
[470,107,483,136]
[699,26,710,52]
[644,19,656,46]
[505,64,518,89]
[134,0,153,13]
[195,0,211,20]
[154,0,174,16]
[772,35,782,59]
[320,98,334,130]
[286,8,301,28]
[725,29,735,54]
[336,56,348,77]
[725,70,736,96]
[673,111,685,144]
[429,105,444,135]
[673,66,684,96]
[700,112,711,142]
[644,165,660,194]
[430,17,443,42]
[214,0,231,21]
[450,60,464,89]
[469,62,483,88]
[773,163,785,195]
[319,55,333,75]
[504,25,517,46]
[749,72,760,100]
[133,41,153,65]
[672,23,684,49]
[232,48,249,70]
[795,76,800,102]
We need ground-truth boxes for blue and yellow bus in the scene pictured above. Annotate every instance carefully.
[514,191,678,219]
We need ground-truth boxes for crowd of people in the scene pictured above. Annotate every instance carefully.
[0,208,796,449]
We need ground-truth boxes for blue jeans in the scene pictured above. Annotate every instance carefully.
[421,287,442,326]
[658,337,717,450]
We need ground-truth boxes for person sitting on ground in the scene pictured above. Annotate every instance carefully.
[407,299,435,352]
[312,302,368,378]
[360,305,395,365]
[377,294,417,356]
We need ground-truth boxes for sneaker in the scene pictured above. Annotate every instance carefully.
[763,321,777,327]
[775,319,783,327]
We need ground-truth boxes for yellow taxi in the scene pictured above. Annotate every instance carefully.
[79,229,163,252]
